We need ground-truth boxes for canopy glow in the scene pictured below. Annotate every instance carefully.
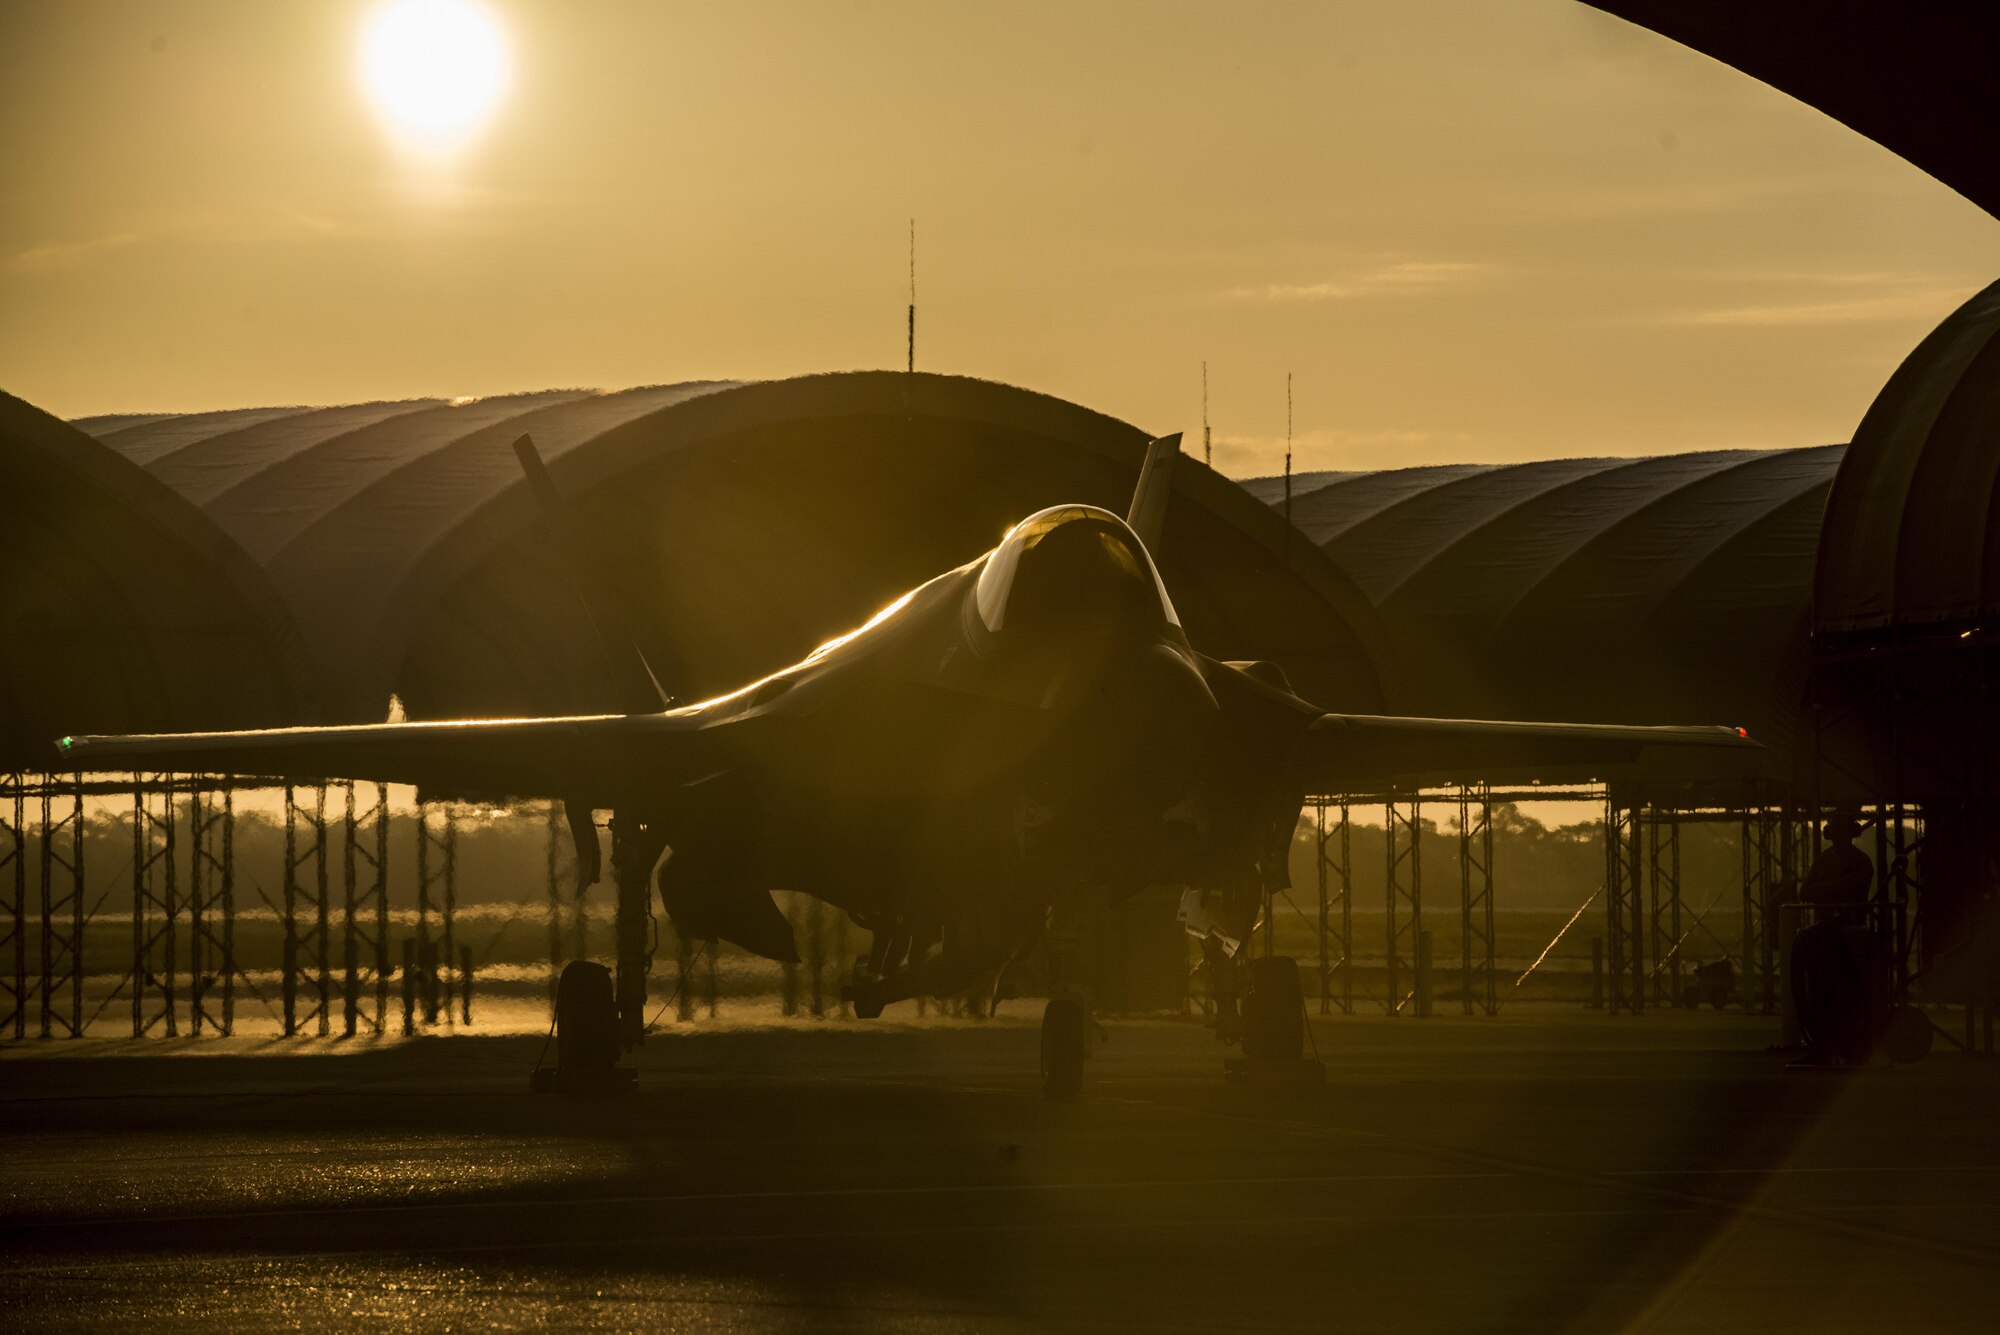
[359,0,509,151]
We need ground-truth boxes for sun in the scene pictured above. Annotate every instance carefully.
[359,0,509,152]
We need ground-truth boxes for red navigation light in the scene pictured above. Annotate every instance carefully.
[1736,727,1749,738]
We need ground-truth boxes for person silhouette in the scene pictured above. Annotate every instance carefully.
[1791,813,1878,1064]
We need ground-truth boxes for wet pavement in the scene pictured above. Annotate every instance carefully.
[2,1009,1996,1332]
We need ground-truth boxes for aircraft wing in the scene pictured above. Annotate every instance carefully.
[1300,712,1757,790]
[53,711,732,806]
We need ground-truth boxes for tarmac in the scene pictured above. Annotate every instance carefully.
[2,1007,1996,1333]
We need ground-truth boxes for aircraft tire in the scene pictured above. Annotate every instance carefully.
[1242,956,1305,1061]
[1041,998,1086,1099]
[556,960,620,1072]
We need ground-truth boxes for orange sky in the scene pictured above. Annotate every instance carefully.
[3,0,1996,475]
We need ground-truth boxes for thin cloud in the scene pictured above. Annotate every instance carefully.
[1656,291,1972,328]
[1636,273,1983,329]
[1220,259,1500,303]
[6,186,531,277]
[1212,426,1477,476]
[6,232,143,273]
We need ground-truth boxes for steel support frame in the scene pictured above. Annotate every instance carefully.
[1313,798,1352,1015]
[130,776,180,1037]
[1458,784,1496,1016]
[39,776,85,1038]
[415,802,458,1028]
[187,781,235,1036]
[1604,799,1643,1014]
[1778,812,1814,1010]
[1646,808,1682,1007]
[342,782,390,1036]
[1869,802,1919,998]
[1739,808,1778,1015]
[1384,794,1424,1015]
[282,783,331,1037]
[2,777,24,1039]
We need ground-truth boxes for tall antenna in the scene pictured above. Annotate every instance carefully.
[1202,361,1211,468]
[1283,371,1294,560]
[906,218,916,374]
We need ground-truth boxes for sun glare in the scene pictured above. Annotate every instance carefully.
[359,0,509,153]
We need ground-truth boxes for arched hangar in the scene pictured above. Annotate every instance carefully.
[66,372,1397,730]
[1253,445,1845,793]
[0,392,312,769]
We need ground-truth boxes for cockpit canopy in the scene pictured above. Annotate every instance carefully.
[974,505,1182,634]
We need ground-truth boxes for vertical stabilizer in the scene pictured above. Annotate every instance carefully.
[511,433,672,713]
[1126,432,1183,554]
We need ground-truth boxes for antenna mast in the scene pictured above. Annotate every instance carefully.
[906,218,916,374]
[1283,372,1294,560]
[1202,361,1211,468]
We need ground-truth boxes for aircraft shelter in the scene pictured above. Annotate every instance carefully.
[4,277,1995,1042]
[2,371,1399,1038]
[1250,278,2000,1031]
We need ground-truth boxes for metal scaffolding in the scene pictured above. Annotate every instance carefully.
[1313,798,1352,1015]
[1384,794,1425,1015]
[1646,808,1682,1007]
[1458,784,1496,1016]
[342,782,390,1036]
[1604,799,1643,1014]
[1739,808,1778,1015]
[38,776,85,1038]
[1868,805,1918,997]
[2,777,24,1039]
[282,783,331,1037]
[414,801,458,1027]
[187,782,235,1036]
[130,776,180,1037]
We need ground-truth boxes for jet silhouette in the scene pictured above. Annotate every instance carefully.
[59,433,1752,1094]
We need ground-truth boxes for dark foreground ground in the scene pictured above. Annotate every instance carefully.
[1,1009,1995,1333]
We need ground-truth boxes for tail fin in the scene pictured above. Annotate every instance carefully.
[511,433,672,712]
[1126,432,1183,553]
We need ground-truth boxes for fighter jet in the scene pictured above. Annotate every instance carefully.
[58,433,1752,1095]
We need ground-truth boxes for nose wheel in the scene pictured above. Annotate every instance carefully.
[1040,998,1087,1099]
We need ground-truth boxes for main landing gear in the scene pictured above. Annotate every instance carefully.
[530,960,637,1095]
[1224,955,1324,1085]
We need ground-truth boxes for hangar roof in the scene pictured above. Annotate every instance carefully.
[1814,277,2000,636]
[0,392,310,766]
[1256,445,1846,781]
[69,372,1396,725]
